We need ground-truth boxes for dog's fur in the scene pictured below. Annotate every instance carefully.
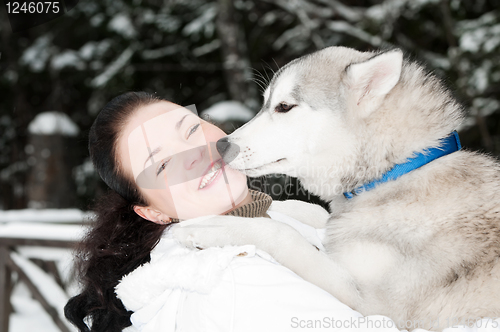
[174,47,500,329]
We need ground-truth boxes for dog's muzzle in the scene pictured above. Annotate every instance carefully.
[216,137,241,164]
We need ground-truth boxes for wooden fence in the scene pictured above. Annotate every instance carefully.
[0,218,87,332]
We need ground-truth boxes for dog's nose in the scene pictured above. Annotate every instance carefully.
[216,137,230,157]
[216,137,240,163]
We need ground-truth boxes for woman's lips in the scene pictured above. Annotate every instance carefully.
[198,159,224,190]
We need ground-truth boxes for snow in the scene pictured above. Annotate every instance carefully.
[314,0,362,22]
[91,46,135,88]
[108,13,137,39]
[155,13,181,33]
[273,25,308,50]
[79,42,97,60]
[0,223,87,241]
[200,101,255,123]
[192,40,221,57]
[407,0,440,9]
[459,28,487,53]
[484,31,500,53]
[50,50,85,70]
[0,208,92,223]
[17,246,73,261]
[11,283,63,332]
[79,39,111,61]
[366,0,439,22]
[90,13,105,27]
[459,24,500,53]
[28,111,80,136]
[260,11,278,26]
[182,3,217,37]
[473,98,500,117]
[470,61,492,94]
[1,208,90,332]
[9,251,79,332]
[458,11,500,53]
[422,51,451,70]
[141,44,182,60]
[140,9,156,24]
[10,252,76,331]
[19,35,53,72]
[327,21,383,47]
[457,98,500,131]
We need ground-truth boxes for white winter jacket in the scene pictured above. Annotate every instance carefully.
[115,200,500,332]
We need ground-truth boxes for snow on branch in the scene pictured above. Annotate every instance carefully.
[91,46,135,88]
[327,21,388,48]
[314,0,364,22]
[141,43,185,60]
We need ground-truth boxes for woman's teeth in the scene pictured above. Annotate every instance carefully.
[199,160,223,189]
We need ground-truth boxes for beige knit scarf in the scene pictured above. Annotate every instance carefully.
[170,190,272,223]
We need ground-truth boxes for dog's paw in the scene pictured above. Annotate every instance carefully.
[172,215,257,250]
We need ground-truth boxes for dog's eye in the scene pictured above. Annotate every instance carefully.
[275,103,296,113]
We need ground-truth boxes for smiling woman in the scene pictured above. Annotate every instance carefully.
[62,91,258,332]
[63,92,249,330]
[63,91,354,332]
[116,100,251,222]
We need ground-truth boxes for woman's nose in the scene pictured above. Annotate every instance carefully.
[183,145,206,170]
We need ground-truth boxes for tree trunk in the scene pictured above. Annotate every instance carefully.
[216,0,259,111]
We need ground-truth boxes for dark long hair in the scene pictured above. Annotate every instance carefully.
[64,92,170,332]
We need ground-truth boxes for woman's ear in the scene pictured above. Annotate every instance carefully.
[133,205,172,225]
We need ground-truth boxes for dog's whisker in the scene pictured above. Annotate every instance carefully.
[250,67,270,89]
[271,58,280,73]
[263,61,278,78]
[261,62,272,84]
[248,78,265,93]
[251,77,268,92]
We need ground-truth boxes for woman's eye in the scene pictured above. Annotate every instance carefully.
[187,123,200,137]
[156,160,169,176]
[275,102,296,113]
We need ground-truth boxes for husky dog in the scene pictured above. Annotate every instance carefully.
[174,47,500,329]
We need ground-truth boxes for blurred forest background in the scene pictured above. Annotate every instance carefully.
[0,0,499,211]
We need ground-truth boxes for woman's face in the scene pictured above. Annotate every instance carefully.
[117,101,249,221]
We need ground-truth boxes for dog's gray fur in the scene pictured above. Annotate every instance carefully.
[174,46,500,329]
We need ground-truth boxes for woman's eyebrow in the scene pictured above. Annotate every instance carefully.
[175,114,191,130]
[144,146,162,169]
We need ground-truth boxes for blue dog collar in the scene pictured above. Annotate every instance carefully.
[343,131,461,199]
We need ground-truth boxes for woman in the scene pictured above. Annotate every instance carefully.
[64,91,394,332]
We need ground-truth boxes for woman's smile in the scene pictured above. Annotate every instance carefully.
[198,159,224,190]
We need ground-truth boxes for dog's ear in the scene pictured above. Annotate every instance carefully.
[345,49,403,117]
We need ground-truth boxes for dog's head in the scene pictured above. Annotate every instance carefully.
[217,46,463,200]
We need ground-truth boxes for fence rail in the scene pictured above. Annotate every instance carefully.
[0,220,86,332]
